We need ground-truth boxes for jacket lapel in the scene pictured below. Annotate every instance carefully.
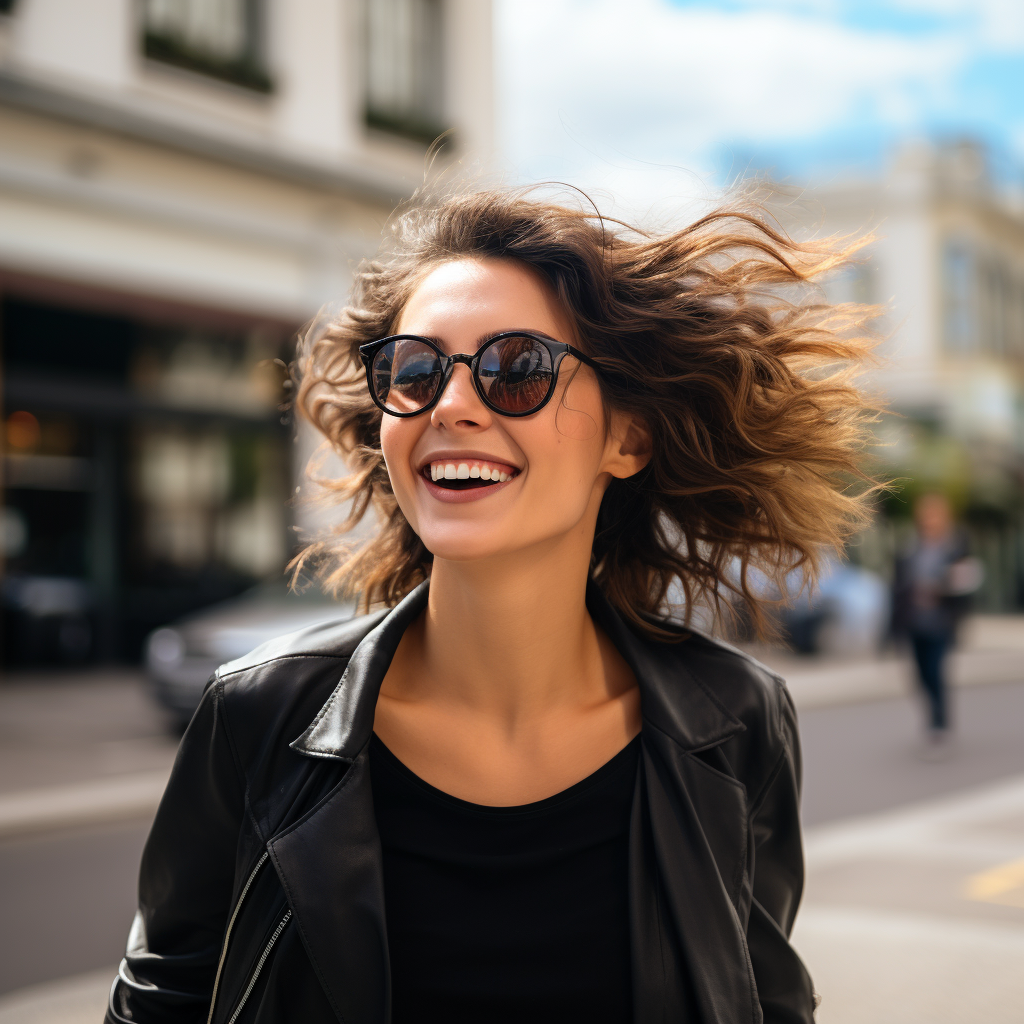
[290,583,430,761]
[634,732,760,1023]
[587,586,760,1022]
[268,749,389,1024]
[269,583,430,1024]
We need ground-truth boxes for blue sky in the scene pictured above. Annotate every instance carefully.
[495,0,1024,210]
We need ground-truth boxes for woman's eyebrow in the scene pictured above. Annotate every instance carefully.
[476,329,559,346]
[424,329,561,353]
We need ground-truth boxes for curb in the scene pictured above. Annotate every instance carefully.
[0,769,170,839]
[775,649,1024,711]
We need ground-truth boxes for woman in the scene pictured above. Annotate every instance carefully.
[107,188,874,1024]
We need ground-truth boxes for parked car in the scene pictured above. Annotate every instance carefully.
[145,582,354,727]
[778,558,890,656]
[1,573,95,665]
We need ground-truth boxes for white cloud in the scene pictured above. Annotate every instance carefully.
[496,0,967,209]
[888,0,1024,49]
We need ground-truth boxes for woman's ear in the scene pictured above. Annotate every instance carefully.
[604,408,652,479]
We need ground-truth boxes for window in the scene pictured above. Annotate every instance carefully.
[142,0,272,93]
[365,0,447,144]
[984,266,1008,359]
[825,264,875,307]
[943,241,976,355]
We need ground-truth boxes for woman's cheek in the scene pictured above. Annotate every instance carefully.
[379,423,420,527]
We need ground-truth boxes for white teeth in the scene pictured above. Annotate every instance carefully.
[427,461,516,483]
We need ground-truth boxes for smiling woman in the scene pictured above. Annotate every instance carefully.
[296,187,877,636]
[107,185,878,1024]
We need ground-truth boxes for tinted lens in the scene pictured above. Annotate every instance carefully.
[372,338,443,414]
[477,335,554,414]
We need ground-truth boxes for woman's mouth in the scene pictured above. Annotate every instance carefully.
[422,459,519,491]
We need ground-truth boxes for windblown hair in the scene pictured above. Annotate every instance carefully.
[294,186,879,639]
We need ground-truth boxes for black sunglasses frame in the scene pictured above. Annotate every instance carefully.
[358,331,601,418]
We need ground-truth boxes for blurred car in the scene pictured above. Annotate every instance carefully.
[145,582,354,727]
[2,573,95,665]
[778,558,890,657]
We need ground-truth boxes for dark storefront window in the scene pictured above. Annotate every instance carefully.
[1,299,290,666]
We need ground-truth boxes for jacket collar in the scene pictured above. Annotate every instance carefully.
[291,578,744,761]
[291,581,430,761]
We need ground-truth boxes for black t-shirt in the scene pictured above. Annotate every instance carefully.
[369,732,640,1023]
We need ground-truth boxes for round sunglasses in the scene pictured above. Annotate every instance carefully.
[358,331,600,418]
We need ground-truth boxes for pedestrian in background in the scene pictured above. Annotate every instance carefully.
[893,493,982,746]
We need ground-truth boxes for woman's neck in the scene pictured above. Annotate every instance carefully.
[375,532,641,803]
[389,538,619,731]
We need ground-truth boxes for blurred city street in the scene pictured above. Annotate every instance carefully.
[1,0,1023,1021]
[1,618,1022,1022]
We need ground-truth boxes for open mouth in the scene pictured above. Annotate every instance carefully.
[422,459,519,491]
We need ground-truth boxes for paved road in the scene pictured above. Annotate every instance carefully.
[1,820,149,994]
[2,663,1023,1007]
[800,677,1024,825]
[0,670,174,995]
[0,669,178,797]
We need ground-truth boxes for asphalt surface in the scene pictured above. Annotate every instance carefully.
[2,666,1024,998]
[2,820,149,994]
[0,669,178,796]
[800,677,1024,825]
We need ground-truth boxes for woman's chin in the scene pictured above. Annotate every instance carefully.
[417,519,541,565]
[421,535,518,565]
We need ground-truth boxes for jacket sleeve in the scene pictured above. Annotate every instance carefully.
[746,682,817,1023]
[106,680,247,1024]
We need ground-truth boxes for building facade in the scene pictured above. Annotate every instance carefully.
[788,140,1024,610]
[0,0,494,664]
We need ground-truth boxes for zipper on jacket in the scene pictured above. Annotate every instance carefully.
[206,851,269,1024]
[226,909,292,1024]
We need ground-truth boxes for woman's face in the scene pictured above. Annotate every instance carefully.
[379,258,647,565]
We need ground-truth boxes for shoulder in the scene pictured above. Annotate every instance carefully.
[644,617,791,731]
[678,629,790,723]
[635,620,797,787]
[216,607,388,680]
[208,608,388,764]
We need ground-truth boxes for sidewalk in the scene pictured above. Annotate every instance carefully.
[0,668,177,840]
[0,970,112,1024]
[794,772,1024,1023]
[751,613,1024,710]
[0,668,178,797]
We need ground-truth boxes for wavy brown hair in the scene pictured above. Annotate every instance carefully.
[294,186,879,639]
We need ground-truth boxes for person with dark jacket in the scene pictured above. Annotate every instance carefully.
[892,492,981,740]
[107,187,879,1023]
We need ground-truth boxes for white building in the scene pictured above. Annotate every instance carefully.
[0,0,494,662]
[787,140,1024,608]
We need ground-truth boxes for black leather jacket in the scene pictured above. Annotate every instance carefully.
[107,581,815,1024]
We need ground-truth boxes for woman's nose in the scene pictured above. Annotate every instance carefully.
[430,363,490,430]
